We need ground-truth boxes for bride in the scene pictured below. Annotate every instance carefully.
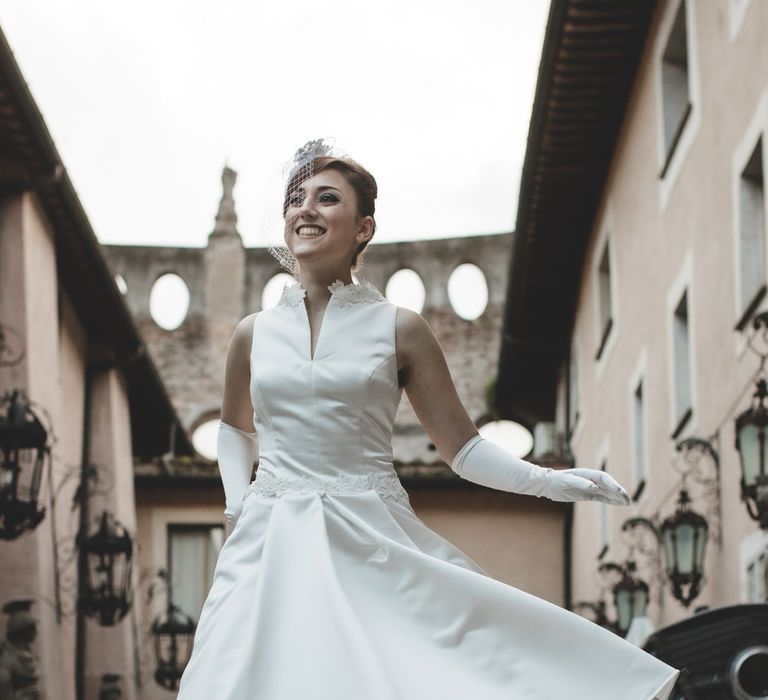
[175,141,679,699]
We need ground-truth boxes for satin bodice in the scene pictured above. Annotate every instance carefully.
[249,279,403,484]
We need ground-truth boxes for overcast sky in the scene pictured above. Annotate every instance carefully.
[0,0,550,249]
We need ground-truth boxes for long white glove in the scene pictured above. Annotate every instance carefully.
[217,420,259,537]
[450,435,630,505]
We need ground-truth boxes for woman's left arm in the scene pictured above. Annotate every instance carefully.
[396,308,630,506]
[396,307,479,464]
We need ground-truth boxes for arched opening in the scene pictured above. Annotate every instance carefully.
[385,268,426,313]
[448,263,488,321]
[149,273,190,331]
[191,418,219,461]
[262,272,296,309]
[478,420,534,459]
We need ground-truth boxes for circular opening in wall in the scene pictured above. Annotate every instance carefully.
[149,273,190,331]
[385,268,425,313]
[479,420,533,459]
[192,418,219,460]
[262,273,296,309]
[114,273,128,296]
[448,263,488,321]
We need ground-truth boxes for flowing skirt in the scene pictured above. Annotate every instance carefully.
[176,487,679,699]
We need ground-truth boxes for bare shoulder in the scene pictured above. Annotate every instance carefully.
[395,305,429,339]
[229,312,260,356]
[395,306,440,366]
[235,311,259,334]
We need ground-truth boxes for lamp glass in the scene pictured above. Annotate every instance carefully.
[738,422,764,485]
[616,587,632,633]
[693,521,708,570]
[673,522,695,575]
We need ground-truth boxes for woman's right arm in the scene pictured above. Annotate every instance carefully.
[221,313,258,431]
[218,313,259,536]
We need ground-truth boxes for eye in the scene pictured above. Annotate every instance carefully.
[319,193,339,203]
[286,192,304,207]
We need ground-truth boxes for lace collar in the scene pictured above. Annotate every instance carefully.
[276,278,385,309]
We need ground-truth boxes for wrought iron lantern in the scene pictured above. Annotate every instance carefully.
[79,510,134,625]
[572,599,620,635]
[596,560,650,638]
[0,322,25,368]
[620,436,716,609]
[734,376,768,529]
[98,673,124,700]
[612,560,649,636]
[0,390,49,540]
[152,603,196,691]
[659,488,708,607]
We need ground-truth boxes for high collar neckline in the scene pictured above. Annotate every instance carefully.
[276,278,385,308]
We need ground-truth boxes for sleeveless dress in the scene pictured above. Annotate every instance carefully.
[175,278,679,700]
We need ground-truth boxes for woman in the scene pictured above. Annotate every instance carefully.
[176,141,680,699]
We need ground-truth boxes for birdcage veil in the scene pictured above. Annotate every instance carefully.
[259,137,348,276]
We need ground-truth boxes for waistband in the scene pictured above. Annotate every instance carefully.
[243,470,410,505]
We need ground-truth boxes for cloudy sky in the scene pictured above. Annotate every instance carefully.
[0,0,550,249]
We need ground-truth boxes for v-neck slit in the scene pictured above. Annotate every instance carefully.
[303,296,331,362]
[274,278,387,362]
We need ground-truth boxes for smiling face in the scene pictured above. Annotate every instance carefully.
[283,168,373,271]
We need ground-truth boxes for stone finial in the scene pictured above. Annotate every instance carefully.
[210,165,240,239]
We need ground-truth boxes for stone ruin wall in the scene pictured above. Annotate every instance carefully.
[101,172,511,468]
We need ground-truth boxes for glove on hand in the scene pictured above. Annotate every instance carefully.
[450,435,630,506]
[217,421,259,536]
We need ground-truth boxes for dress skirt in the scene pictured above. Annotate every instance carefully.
[176,484,679,700]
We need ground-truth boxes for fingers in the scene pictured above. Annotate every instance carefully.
[592,471,630,504]
[566,469,631,505]
[559,474,602,501]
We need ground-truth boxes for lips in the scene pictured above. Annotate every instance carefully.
[295,225,326,238]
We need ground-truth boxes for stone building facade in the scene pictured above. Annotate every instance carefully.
[0,24,193,700]
[497,0,768,657]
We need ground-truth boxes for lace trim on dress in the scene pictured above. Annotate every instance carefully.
[244,470,410,505]
[327,279,385,307]
[278,282,307,307]
[276,278,385,308]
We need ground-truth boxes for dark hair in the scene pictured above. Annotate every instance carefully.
[283,156,378,270]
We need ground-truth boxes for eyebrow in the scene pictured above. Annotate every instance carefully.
[297,185,342,193]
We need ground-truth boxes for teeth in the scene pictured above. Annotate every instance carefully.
[296,226,325,237]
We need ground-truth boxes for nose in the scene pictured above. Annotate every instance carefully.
[299,194,317,218]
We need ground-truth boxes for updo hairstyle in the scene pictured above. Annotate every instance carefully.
[283,155,378,270]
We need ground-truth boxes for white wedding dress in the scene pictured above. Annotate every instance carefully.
[175,278,679,699]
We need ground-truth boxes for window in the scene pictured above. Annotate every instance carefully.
[660,0,692,176]
[632,380,646,496]
[595,241,613,360]
[736,136,766,329]
[168,524,224,622]
[672,290,693,437]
